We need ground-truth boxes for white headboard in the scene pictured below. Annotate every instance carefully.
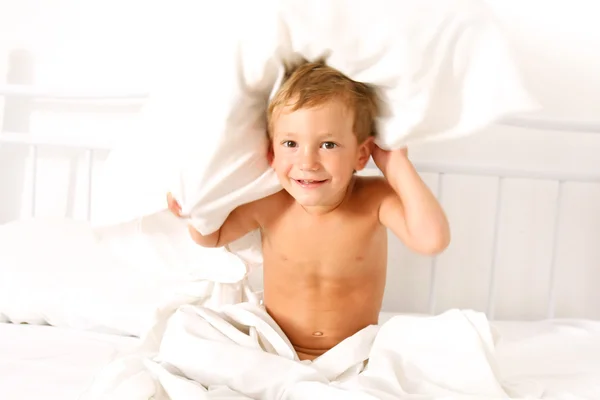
[2,83,599,322]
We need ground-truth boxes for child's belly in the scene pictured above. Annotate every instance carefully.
[262,263,386,361]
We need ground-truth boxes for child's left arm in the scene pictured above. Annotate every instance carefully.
[373,146,450,255]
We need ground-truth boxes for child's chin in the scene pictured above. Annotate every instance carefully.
[290,193,323,207]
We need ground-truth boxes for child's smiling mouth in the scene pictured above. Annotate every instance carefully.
[293,179,328,188]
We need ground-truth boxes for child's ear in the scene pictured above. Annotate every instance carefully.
[267,144,274,166]
[355,136,374,171]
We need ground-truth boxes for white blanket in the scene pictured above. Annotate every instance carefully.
[81,303,539,400]
[91,0,537,268]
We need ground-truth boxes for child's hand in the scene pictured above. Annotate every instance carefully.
[166,192,182,217]
[372,146,408,176]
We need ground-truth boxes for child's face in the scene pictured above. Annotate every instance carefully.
[270,99,371,209]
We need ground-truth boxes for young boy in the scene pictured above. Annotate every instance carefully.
[167,61,450,361]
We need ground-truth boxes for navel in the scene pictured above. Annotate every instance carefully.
[312,331,324,337]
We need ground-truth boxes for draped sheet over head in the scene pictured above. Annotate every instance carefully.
[92,0,537,278]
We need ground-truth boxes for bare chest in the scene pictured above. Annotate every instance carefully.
[262,208,386,277]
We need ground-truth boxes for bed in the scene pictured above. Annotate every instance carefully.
[0,323,138,400]
[1,317,599,400]
[2,74,600,400]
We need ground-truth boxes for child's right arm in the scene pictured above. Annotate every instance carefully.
[166,192,263,248]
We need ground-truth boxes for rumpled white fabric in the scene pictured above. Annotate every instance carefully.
[81,304,542,400]
[0,217,258,336]
[92,0,537,271]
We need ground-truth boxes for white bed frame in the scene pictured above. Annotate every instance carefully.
[2,83,599,323]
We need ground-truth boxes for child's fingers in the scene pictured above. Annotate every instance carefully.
[166,192,182,216]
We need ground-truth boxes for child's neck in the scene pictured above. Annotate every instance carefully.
[299,202,342,216]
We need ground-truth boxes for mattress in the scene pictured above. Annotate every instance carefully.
[2,317,600,399]
[0,322,139,400]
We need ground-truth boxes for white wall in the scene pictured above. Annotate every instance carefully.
[1,1,599,320]
[384,126,600,321]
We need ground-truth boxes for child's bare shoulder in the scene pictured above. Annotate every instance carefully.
[353,175,392,197]
[348,176,393,212]
[258,189,292,207]
[253,189,293,222]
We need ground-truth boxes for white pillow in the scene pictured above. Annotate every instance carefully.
[0,217,250,336]
[92,0,536,245]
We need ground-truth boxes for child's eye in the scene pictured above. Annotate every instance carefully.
[321,142,337,150]
[282,140,297,148]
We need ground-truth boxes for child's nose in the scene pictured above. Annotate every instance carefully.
[299,149,319,171]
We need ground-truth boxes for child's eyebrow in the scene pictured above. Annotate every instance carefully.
[275,132,338,140]
[276,132,297,138]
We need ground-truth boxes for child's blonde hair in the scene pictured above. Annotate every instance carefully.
[267,59,379,143]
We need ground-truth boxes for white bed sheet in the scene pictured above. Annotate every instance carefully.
[380,312,600,399]
[492,319,600,399]
[0,322,139,400]
[2,315,600,399]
